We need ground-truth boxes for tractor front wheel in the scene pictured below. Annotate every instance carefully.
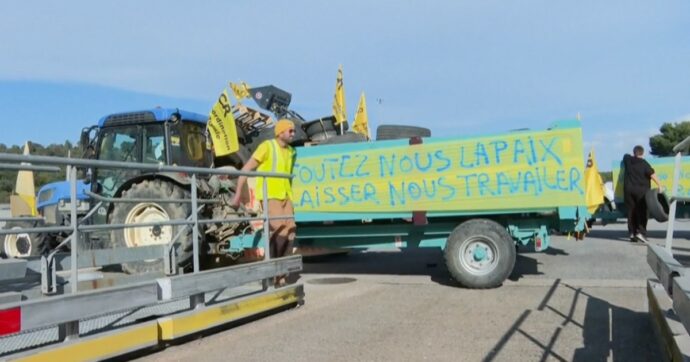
[1,220,49,258]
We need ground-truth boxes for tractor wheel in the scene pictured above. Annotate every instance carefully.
[109,179,199,274]
[444,219,516,289]
[1,220,49,258]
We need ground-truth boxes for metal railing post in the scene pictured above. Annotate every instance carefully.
[58,321,80,342]
[665,152,682,252]
[40,254,57,295]
[69,166,78,294]
[262,179,271,290]
[191,174,200,273]
[189,174,204,308]
[262,180,271,261]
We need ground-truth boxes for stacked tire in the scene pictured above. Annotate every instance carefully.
[303,117,341,142]
[376,125,431,141]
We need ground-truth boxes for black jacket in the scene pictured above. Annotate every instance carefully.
[623,154,654,194]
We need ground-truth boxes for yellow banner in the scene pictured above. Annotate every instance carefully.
[208,89,239,157]
[332,65,347,125]
[584,149,604,214]
[293,127,585,212]
[613,156,689,199]
[352,92,370,139]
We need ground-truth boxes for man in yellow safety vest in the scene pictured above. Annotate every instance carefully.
[232,119,297,287]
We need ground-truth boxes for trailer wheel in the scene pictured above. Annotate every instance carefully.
[444,219,516,289]
[1,220,49,258]
[109,179,198,274]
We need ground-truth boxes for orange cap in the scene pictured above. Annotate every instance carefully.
[275,119,295,136]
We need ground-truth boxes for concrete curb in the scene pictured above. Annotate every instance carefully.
[648,279,690,361]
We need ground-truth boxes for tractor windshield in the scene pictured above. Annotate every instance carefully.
[95,124,168,197]
[98,125,140,162]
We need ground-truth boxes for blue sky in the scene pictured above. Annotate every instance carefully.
[1,0,689,170]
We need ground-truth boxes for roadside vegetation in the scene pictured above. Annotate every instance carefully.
[0,142,81,203]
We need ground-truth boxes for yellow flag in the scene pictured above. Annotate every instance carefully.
[11,142,37,216]
[353,92,370,139]
[332,65,347,125]
[208,89,239,157]
[584,148,605,214]
[230,81,251,101]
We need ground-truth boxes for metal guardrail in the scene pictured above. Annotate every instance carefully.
[2,256,301,334]
[0,152,299,343]
[665,135,690,253]
[0,152,292,289]
[646,136,690,360]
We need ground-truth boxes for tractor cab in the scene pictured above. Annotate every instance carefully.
[81,108,212,198]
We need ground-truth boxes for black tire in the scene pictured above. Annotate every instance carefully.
[646,188,669,222]
[304,117,335,136]
[376,125,431,141]
[309,130,338,142]
[247,127,275,153]
[320,132,367,145]
[1,220,49,258]
[248,125,308,151]
[109,180,198,274]
[235,123,248,145]
[304,117,342,140]
[444,219,516,289]
[215,144,251,169]
[290,119,309,146]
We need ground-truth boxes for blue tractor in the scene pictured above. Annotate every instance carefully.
[4,85,386,271]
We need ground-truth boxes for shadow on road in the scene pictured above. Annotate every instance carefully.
[587,227,690,242]
[300,245,570,287]
[483,280,660,361]
[507,245,569,282]
[301,248,451,284]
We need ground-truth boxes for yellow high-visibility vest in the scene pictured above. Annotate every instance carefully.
[254,139,295,201]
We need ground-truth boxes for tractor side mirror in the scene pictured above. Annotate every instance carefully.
[80,128,90,152]
[80,126,97,159]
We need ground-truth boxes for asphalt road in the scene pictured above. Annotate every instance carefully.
[134,219,690,362]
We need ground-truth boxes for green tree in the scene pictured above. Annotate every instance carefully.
[649,121,690,156]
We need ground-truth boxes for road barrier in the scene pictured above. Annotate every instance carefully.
[0,153,303,358]
[647,135,690,362]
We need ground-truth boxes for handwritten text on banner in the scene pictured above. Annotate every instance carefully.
[293,127,585,212]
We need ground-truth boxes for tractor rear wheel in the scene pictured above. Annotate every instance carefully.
[109,179,198,274]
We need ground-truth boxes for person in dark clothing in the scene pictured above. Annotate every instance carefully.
[623,145,662,243]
